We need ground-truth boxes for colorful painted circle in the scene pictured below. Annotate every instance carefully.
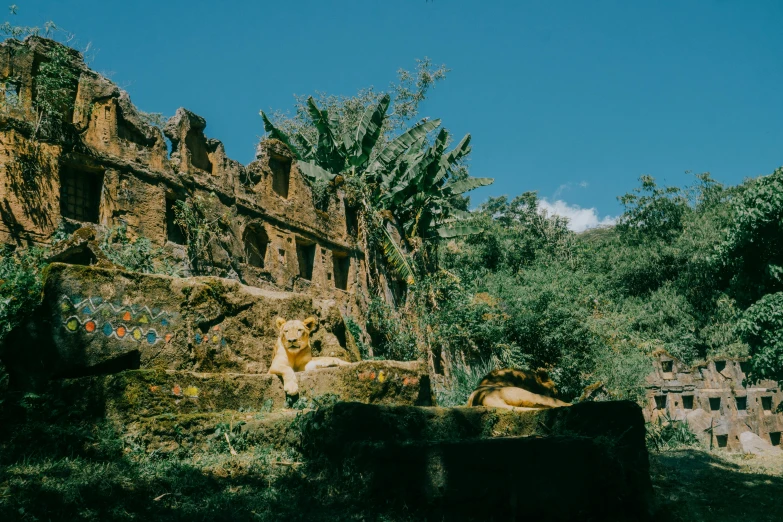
[102,323,113,336]
[84,321,96,333]
[116,326,126,338]
[146,332,157,344]
[66,318,79,331]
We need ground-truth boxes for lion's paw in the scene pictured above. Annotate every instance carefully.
[284,381,299,396]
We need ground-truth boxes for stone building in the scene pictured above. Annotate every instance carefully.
[0,36,366,313]
[644,350,783,451]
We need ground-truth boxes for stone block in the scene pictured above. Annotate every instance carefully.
[301,401,652,521]
[46,369,286,419]
[4,263,353,382]
[739,431,783,455]
[295,360,432,406]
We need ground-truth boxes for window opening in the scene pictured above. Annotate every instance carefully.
[296,240,315,280]
[682,395,694,410]
[242,224,269,268]
[345,202,359,236]
[333,252,350,291]
[735,397,747,411]
[270,154,291,198]
[60,166,103,223]
[762,396,773,412]
[3,80,20,106]
[709,397,721,411]
[661,360,673,373]
[654,395,666,409]
[715,360,726,373]
[165,198,186,244]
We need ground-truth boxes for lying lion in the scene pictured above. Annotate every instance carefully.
[467,368,571,411]
[268,316,351,395]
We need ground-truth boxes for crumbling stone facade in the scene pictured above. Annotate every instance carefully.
[645,351,783,451]
[0,37,366,312]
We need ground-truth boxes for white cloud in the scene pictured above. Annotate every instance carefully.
[553,181,589,198]
[538,198,616,233]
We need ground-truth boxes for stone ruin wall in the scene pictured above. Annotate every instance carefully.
[645,351,783,451]
[0,37,367,314]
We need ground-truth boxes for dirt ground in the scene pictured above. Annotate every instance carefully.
[650,448,783,522]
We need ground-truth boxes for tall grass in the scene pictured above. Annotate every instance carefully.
[434,353,498,407]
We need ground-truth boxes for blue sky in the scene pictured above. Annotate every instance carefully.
[13,0,783,229]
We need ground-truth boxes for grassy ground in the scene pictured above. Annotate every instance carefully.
[650,448,783,522]
[3,407,783,521]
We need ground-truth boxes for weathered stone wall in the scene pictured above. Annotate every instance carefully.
[0,36,366,311]
[4,263,362,385]
[644,351,783,451]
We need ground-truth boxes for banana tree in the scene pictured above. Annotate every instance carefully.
[261,94,391,182]
[260,97,493,285]
[375,129,493,241]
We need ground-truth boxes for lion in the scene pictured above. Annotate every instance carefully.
[268,316,351,396]
[467,368,571,411]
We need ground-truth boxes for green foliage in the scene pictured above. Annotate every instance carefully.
[736,292,783,383]
[0,245,46,345]
[210,421,248,453]
[98,224,181,276]
[617,175,692,243]
[344,315,371,359]
[366,296,420,361]
[719,167,783,306]
[33,44,78,139]
[173,194,234,276]
[646,414,700,452]
[434,355,497,407]
[261,60,491,292]
[417,169,776,404]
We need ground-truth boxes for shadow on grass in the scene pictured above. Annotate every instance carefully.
[650,448,783,522]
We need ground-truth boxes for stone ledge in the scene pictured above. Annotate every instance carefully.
[295,360,432,406]
[43,360,432,420]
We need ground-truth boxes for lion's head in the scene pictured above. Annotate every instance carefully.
[275,316,317,353]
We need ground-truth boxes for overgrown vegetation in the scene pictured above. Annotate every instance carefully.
[0,245,46,345]
[347,168,783,402]
[261,59,490,294]
[173,194,236,276]
[98,224,181,276]
[646,413,700,452]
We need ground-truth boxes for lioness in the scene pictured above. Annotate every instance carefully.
[268,316,351,395]
[467,368,571,411]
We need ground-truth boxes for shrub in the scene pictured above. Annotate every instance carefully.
[0,246,47,345]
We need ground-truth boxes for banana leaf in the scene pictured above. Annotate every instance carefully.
[444,177,494,195]
[433,223,486,238]
[370,119,441,173]
[260,111,302,159]
[350,94,390,167]
[381,227,415,285]
[296,160,338,182]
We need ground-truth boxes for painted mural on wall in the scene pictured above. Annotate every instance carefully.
[60,295,176,345]
[193,325,228,347]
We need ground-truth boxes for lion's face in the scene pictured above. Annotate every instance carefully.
[276,316,317,353]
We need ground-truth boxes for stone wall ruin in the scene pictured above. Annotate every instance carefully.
[645,351,783,452]
[0,36,366,313]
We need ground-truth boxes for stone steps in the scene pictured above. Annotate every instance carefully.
[47,360,431,421]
